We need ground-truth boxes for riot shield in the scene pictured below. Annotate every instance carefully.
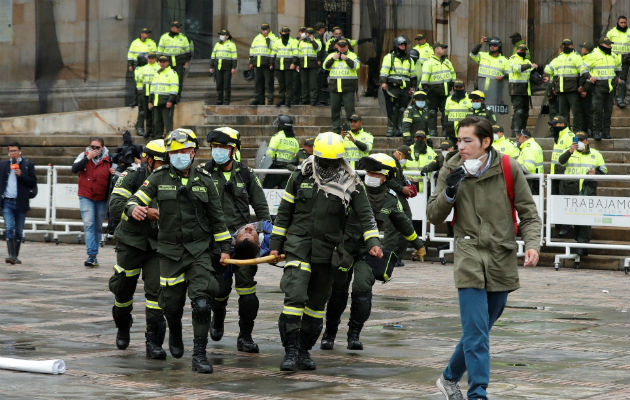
[479,76,510,127]
[377,87,388,115]
[533,95,550,138]
[256,141,272,181]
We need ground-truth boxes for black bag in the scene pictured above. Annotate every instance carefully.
[364,250,398,282]
[28,185,37,199]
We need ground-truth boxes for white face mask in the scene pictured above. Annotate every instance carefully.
[577,141,585,151]
[364,175,382,187]
[442,150,449,158]
[219,35,226,41]
[493,134,499,141]
[399,159,407,166]
[301,32,306,39]
[463,153,488,176]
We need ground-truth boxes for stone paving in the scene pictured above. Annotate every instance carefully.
[0,242,628,399]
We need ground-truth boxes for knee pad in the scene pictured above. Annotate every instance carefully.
[191,297,211,323]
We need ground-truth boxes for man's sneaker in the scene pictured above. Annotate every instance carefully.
[84,256,99,268]
[436,374,464,400]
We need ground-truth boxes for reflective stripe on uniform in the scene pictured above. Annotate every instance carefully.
[282,191,295,203]
[145,299,161,310]
[285,260,311,272]
[113,264,141,277]
[135,190,152,205]
[404,231,418,241]
[214,230,231,241]
[272,225,287,236]
[160,273,185,286]
[112,187,132,198]
[282,305,304,316]
[215,295,230,302]
[363,229,379,241]
[304,307,325,319]
[115,299,133,308]
[236,285,256,296]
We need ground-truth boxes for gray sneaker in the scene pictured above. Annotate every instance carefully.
[436,374,464,400]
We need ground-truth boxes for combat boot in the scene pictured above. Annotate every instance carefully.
[237,294,259,353]
[347,292,372,350]
[191,336,213,373]
[280,331,299,371]
[112,306,132,350]
[602,128,611,139]
[320,291,348,350]
[145,316,167,360]
[166,313,184,358]
[297,336,317,371]
[592,131,602,141]
[347,321,364,350]
[210,300,227,341]
[319,329,336,350]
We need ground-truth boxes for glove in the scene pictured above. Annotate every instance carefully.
[413,246,426,262]
[420,166,430,176]
[445,166,466,198]
[405,184,418,198]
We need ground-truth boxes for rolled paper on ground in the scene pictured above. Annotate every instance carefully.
[0,357,66,374]
[224,254,286,266]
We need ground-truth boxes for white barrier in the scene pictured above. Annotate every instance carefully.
[545,174,630,271]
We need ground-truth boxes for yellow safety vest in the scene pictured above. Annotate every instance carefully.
[298,38,321,68]
[586,48,622,92]
[135,62,160,95]
[249,33,276,67]
[323,51,360,93]
[273,37,299,70]
[150,66,179,105]
[543,53,587,93]
[493,136,520,159]
[563,148,607,191]
[157,33,191,67]
[445,94,472,122]
[127,38,157,61]
[266,130,299,163]
[379,53,416,89]
[211,40,237,70]
[508,54,533,95]
[550,127,574,174]
[343,129,374,167]
[517,138,544,174]
[606,27,630,55]
[405,146,437,190]
[469,52,509,91]
[421,55,456,96]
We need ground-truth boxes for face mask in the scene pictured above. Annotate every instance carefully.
[618,24,628,32]
[301,32,306,39]
[399,159,407,166]
[517,51,526,58]
[364,175,382,188]
[442,150,449,158]
[212,147,231,165]
[219,35,226,41]
[463,153,488,176]
[471,102,482,110]
[562,46,572,54]
[281,33,290,39]
[493,134,499,141]
[415,141,427,153]
[415,101,426,108]
[577,141,586,151]
[599,45,612,55]
[170,153,192,170]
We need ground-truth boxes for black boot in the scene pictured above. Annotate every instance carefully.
[297,335,317,370]
[166,312,184,358]
[145,316,167,360]
[347,321,364,350]
[13,239,21,264]
[210,299,227,341]
[112,306,132,350]
[191,336,213,373]
[320,291,349,350]
[602,128,611,139]
[298,314,322,370]
[592,131,602,141]
[5,239,15,264]
[280,330,300,371]
[237,294,259,353]
[347,292,372,350]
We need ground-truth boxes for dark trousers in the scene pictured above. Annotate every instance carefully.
[330,90,356,133]
[276,69,295,105]
[136,93,152,136]
[254,66,274,104]
[152,105,174,139]
[300,68,319,104]
[386,86,411,131]
[510,95,529,133]
[125,68,137,106]
[172,64,185,100]
[558,91,583,131]
[215,68,232,104]
[2,199,26,241]
[617,54,630,101]
[427,94,447,134]
[592,86,614,135]
[317,69,330,105]
[580,91,593,135]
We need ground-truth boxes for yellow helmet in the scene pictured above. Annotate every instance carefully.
[359,153,396,176]
[313,131,345,159]
[165,128,198,151]
[207,126,241,149]
[143,139,167,161]
[470,90,485,100]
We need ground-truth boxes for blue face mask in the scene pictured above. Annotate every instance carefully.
[212,147,231,165]
[170,153,192,170]
[416,101,426,108]
[471,102,482,110]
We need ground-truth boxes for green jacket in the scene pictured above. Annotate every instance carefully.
[287,149,311,171]
[427,148,541,292]
[269,169,379,263]
[471,106,497,124]
[110,165,157,251]
[125,164,231,261]
[203,160,270,232]
[401,105,429,145]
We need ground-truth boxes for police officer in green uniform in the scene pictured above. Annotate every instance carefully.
[557,131,607,255]
[249,23,277,105]
[157,21,192,100]
[203,127,270,353]
[109,139,167,359]
[273,26,299,107]
[210,29,238,105]
[509,44,538,136]
[579,42,596,136]
[389,145,416,265]
[262,115,300,188]
[287,137,314,171]
[320,153,425,351]
[135,53,160,137]
[444,80,472,143]
[515,129,544,195]
[323,38,360,133]
[126,129,232,374]
[342,114,374,168]
[268,132,380,372]
[401,91,430,146]
[421,41,456,137]
[380,36,416,137]
[491,125,519,159]
[148,56,179,139]
[298,28,322,105]
[469,90,497,124]
[607,16,630,107]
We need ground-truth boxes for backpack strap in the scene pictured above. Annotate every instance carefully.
[501,154,518,235]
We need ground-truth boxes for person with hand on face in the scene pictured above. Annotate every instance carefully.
[0,142,36,265]
[126,129,232,374]
[323,38,361,133]
[148,56,179,139]
[203,127,270,354]
[210,29,237,105]
[491,124,520,159]
[157,21,191,100]
[320,153,424,352]
[557,131,607,256]
[108,139,168,360]
[444,80,472,143]
[249,23,277,105]
[342,114,374,168]
[428,116,541,400]
[421,42,456,137]
[606,16,630,108]
[402,90,430,145]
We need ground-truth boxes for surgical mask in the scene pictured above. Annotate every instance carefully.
[493,134,499,141]
[399,159,407,166]
[301,32,306,39]
[562,46,572,54]
[219,35,226,41]
[471,102,482,110]
[415,101,426,108]
[442,150,449,158]
[463,153,488,176]
[364,175,382,188]
[577,141,586,151]
[170,153,192,170]
[212,147,231,165]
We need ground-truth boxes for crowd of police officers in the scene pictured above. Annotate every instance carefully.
[118,17,624,376]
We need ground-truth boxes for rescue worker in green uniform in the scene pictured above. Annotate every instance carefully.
[262,115,300,189]
[444,80,472,143]
[323,38,360,133]
[557,131,607,255]
[584,37,622,140]
[543,38,588,131]
[412,33,433,79]
[298,27,322,105]
[148,56,179,139]
[287,137,314,171]
[268,132,380,372]
[491,125,519,159]
[320,153,425,351]
[342,114,374,168]
[249,23,277,105]
[421,41,456,137]
[380,36,416,137]
[157,21,192,100]
[469,90,497,124]
[389,145,417,265]
[127,28,157,106]
[273,26,299,107]
[509,44,538,136]
[109,139,167,359]
[210,29,237,105]
[515,129,543,195]
[401,91,430,146]
[607,16,630,107]
[134,53,160,137]
[203,127,271,353]
[126,129,232,374]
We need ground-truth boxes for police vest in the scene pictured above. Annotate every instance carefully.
[273,37,299,70]
[323,51,360,93]
[266,130,300,163]
[343,129,374,167]
[127,38,157,61]
[136,62,160,95]
[380,53,415,88]
[493,136,520,159]
[587,48,621,92]
[298,38,321,68]
[607,27,630,55]
[564,148,607,191]
[250,33,275,67]
[517,138,544,174]
[470,52,509,78]
[421,55,455,96]
[150,66,179,105]
[211,40,237,70]
[544,53,587,92]
[157,33,191,66]
[550,127,574,174]
[413,43,433,65]
[508,54,533,95]
[445,94,472,122]
[405,146,437,190]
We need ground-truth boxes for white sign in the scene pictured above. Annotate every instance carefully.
[256,189,284,216]
[54,184,80,209]
[551,195,630,227]
[240,0,258,14]
[408,191,427,221]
